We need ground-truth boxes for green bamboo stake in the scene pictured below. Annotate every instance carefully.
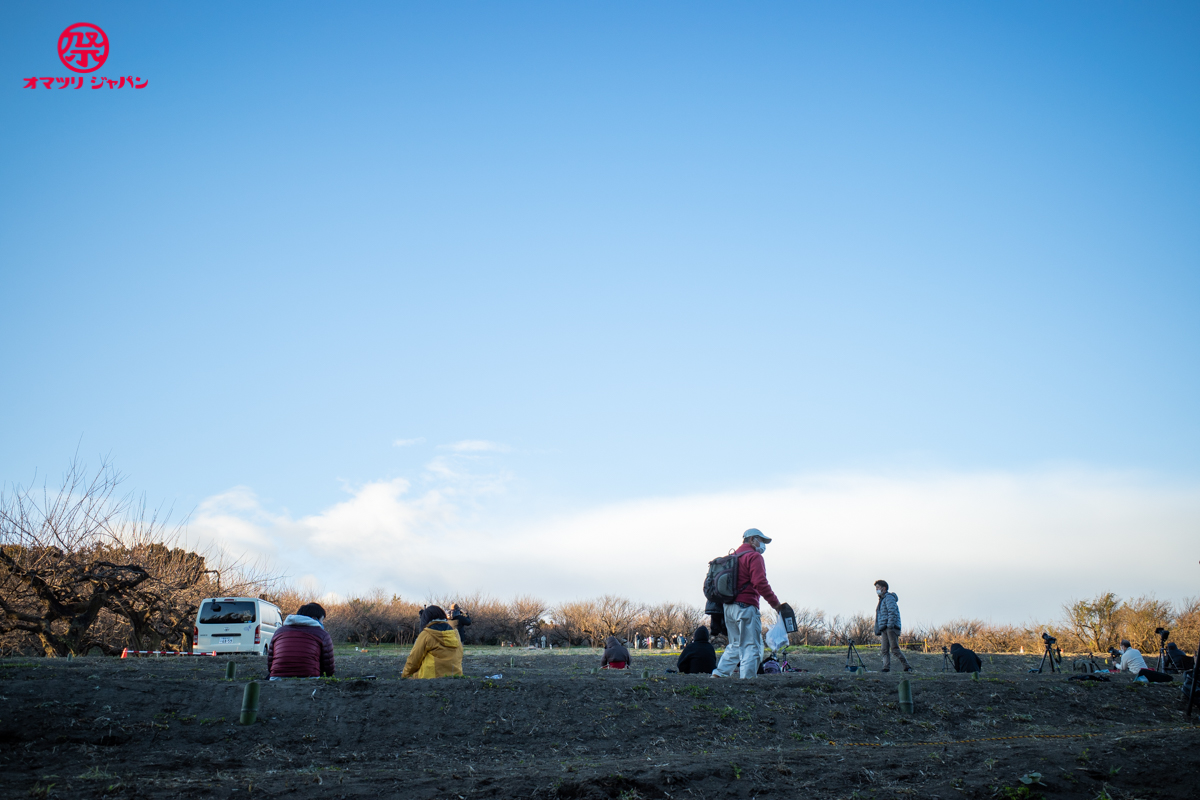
[240,681,260,725]
[898,679,913,713]
[225,662,237,680]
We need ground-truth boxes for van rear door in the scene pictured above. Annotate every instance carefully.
[197,600,257,648]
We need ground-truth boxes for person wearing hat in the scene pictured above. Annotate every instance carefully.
[713,528,781,679]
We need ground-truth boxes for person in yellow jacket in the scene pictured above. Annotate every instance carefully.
[402,606,464,679]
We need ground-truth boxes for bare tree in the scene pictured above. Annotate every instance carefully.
[550,599,597,645]
[595,595,643,640]
[1062,592,1121,651]
[506,595,548,644]
[826,613,875,646]
[0,459,270,656]
[640,601,703,642]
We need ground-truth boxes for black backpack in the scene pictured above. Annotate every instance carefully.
[704,551,744,605]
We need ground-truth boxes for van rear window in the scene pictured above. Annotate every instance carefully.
[199,601,256,624]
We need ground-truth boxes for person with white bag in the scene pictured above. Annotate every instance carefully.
[712,528,782,679]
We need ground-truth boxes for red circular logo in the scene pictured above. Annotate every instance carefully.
[58,23,109,73]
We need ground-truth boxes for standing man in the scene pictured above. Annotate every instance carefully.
[873,580,912,673]
[713,528,781,679]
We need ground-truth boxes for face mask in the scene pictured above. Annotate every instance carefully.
[876,589,884,596]
[753,540,766,554]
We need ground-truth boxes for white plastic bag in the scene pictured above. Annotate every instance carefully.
[765,617,789,651]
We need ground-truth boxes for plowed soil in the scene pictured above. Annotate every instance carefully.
[2,649,1197,799]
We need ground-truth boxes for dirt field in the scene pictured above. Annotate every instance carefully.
[2,648,1197,800]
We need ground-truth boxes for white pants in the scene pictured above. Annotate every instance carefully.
[714,603,763,679]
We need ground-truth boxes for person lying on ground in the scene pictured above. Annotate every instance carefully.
[677,625,717,674]
[949,642,982,673]
[402,606,464,679]
[1112,640,1147,674]
[601,636,631,669]
[267,602,336,679]
[1112,639,1172,683]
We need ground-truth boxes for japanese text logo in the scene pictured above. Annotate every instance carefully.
[58,23,109,73]
[24,22,147,90]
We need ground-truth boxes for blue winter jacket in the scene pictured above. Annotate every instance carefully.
[874,592,901,634]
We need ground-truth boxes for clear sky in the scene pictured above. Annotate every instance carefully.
[3,3,1198,623]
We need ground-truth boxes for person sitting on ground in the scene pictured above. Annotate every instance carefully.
[601,636,631,669]
[949,642,982,674]
[267,602,336,679]
[402,606,464,679]
[1113,639,1172,683]
[873,580,913,673]
[1112,639,1147,675]
[677,625,718,674]
[1166,641,1194,671]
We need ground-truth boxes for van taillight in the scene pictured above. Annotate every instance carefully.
[193,626,198,643]
[254,625,260,644]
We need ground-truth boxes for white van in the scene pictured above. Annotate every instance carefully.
[193,597,283,655]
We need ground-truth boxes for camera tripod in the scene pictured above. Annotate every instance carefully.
[941,646,951,672]
[1185,561,1200,717]
[844,637,867,673]
[1034,638,1062,674]
[1188,638,1200,717]
[1154,632,1172,673]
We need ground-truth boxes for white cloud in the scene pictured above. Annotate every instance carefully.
[392,438,425,447]
[188,468,1200,624]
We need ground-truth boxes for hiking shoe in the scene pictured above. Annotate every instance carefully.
[880,668,890,673]
[903,666,914,673]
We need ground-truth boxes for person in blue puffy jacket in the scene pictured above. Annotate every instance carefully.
[873,580,912,673]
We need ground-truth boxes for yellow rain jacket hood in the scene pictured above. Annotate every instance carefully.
[402,620,464,679]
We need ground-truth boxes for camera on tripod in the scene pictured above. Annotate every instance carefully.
[1155,627,1170,643]
[1108,646,1121,660]
[1030,631,1063,673]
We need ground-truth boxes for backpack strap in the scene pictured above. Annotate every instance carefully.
[734,546,755,597]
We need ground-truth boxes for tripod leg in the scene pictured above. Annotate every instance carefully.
[1188,635,1200,717]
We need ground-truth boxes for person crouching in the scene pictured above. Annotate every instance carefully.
[267,602,336,679]
[602,636,631,669]
[402,606,464,679]
[949,642,982,673]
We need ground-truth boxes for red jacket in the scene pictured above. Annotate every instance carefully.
[267,621,336,678]
[733,543,779,610]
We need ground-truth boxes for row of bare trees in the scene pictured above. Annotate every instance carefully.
[0,461,270,657]
[302,592,707,647]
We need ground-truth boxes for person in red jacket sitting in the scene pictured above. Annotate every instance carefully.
[267,602,336,679]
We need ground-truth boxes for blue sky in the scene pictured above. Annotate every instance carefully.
[3,3,1198,619]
